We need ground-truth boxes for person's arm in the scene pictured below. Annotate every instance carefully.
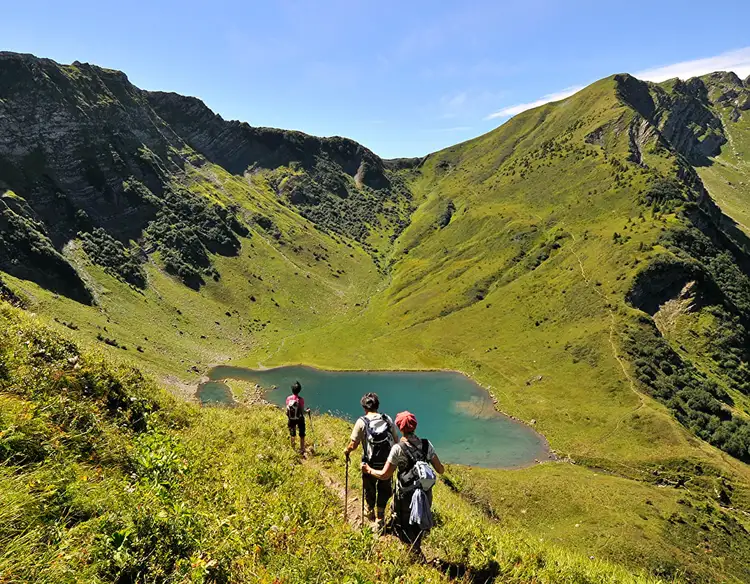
[344,420,363,458]
[431,453,445,474]
[344,438,359,458]
[363,460,396,480]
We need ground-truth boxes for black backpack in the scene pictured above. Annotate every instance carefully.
[361,414,395,468]
[397,439,431,492]
[286,396,304,420]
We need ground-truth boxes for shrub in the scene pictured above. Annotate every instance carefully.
[80,228,146,288]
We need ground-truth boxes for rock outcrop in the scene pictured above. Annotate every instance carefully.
[146,91,391,190]
[0,52,410,300]
[613,72,750,167]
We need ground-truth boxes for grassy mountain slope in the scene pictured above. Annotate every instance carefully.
[253,74,750,581]
[3,51,750,582]
[0,51,398,386]
[0,301,668,583]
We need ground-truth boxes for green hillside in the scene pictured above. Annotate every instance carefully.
[0,301,667,583]
[2,51,750,582]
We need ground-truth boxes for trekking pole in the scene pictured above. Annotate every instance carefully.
[307,410,315,452]
[361,474,365,528]
[344,455,349,522]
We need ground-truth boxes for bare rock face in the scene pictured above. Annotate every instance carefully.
[146,91,392,190]
[705,71,743,87]
[0,52,409,301]
[655,79,726,164]
[0,52,182,244]
[0,52,199,299]
[615,71,750,166]
[614,74,726,165]
[627,260,689,315]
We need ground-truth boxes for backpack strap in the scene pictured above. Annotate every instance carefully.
[401,439,425,468]
[289,395,303,419]
[421,439,428,459]
[383,414,392,435]
[360,416,370,462]
[398,440,424,491]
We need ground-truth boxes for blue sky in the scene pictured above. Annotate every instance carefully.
[5,0,750,158]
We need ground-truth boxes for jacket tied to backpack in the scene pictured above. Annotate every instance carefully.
[397,439,437,531]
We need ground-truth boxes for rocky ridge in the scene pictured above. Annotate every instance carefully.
[0,52,410,299]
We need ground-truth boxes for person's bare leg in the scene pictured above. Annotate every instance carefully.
[290,436,296,450]
[300,436,306,455]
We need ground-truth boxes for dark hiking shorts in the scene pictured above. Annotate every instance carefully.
[363,472,393,510]
[288,417,306,438]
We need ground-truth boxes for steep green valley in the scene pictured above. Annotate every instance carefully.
[3,51,750,582]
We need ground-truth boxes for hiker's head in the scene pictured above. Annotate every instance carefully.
[360,392,379,412]
[291,381,302,395]
[395,411,417,435]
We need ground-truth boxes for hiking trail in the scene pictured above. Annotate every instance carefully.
[568,234,646,447]
[307,456,364,528]
[299,424,366,528]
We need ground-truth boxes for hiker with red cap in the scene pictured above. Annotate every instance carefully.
[362,410,444,552]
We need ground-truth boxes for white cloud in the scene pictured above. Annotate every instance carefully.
[444,91,468,109]
[485,86,584,120]
[429,126,473,133]
[438,91,469,119]
[635,47,750,82]
[484,46,750,122]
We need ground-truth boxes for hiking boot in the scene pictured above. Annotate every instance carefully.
[375,507,386,532]
[365,507,376,522]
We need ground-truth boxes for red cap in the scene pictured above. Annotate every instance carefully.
[395,411,417,433]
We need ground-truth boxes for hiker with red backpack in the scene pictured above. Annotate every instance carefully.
[343,393,398,529]
[286,381,310,456]
[362,411,444,553]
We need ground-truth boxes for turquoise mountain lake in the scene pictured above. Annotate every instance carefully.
[200,365,550,469]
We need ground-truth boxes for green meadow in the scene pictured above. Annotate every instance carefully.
[3,55,750,582]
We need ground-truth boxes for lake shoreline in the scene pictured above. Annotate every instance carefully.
[202,362,557,466]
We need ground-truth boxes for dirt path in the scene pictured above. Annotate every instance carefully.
[567,235,646,446]
[311,459,365,528]
[297,420,367,528]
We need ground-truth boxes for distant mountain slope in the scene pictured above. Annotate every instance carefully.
[277,71,750,462]
[262,72,750,580]
[0,52,410,298]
